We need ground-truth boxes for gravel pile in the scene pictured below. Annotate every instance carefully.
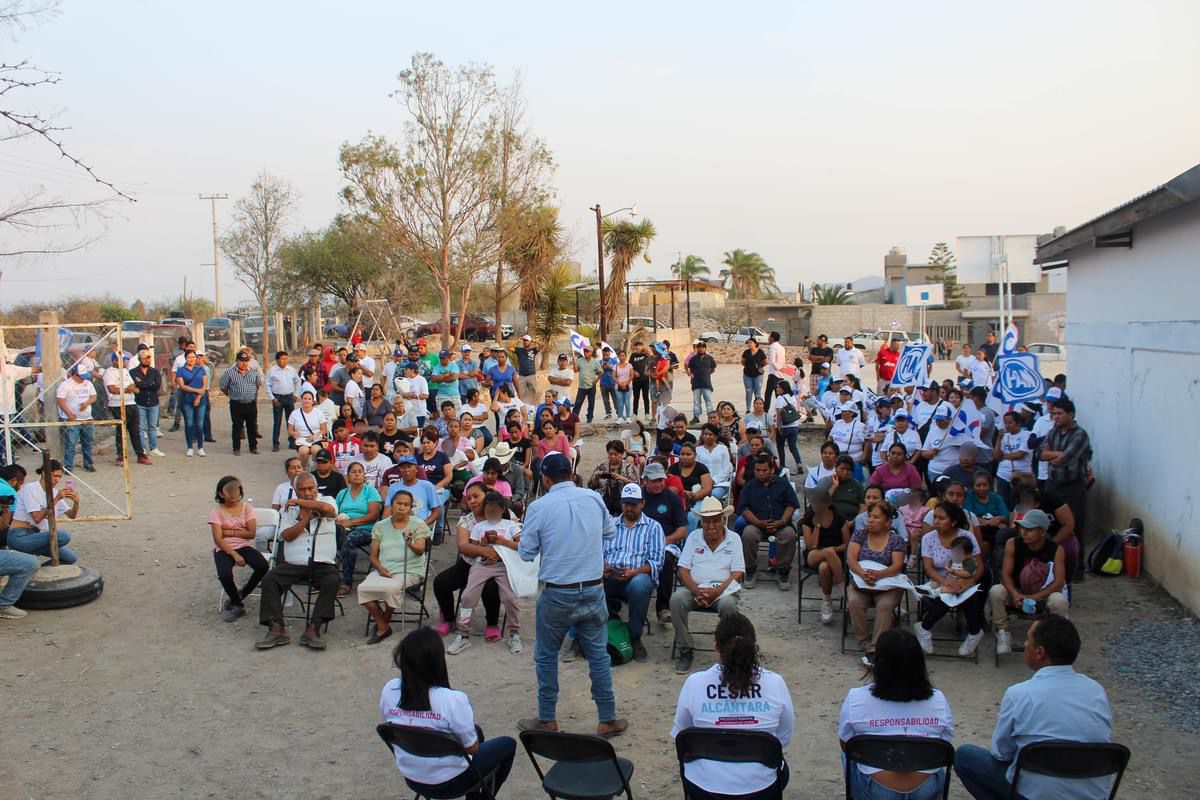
[1107,616,1200,733]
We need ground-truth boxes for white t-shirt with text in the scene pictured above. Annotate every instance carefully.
[379,679,476,785]
[837,686,954,776]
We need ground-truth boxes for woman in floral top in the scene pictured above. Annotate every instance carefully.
[846,500,908,664]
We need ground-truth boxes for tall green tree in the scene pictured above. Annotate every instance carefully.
[276,216,385,310]
[532,262,574,366]
[600,218,656,335]
[502,204,565,328]
[810,283,854,305]
[670,254,710,280]
[719,249,779,299]
[927,241,968,309]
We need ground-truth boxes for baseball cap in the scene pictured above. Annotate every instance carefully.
[1016,509,1052,529]
[875,397,891,409]
[404,360,419,371]
[521,334,532,341]
[354,342,367,351]
[695,496,724,517]
[392,347,406,357]
[439,349,451,358]
[314,450,332,463]
[932,405,952,420]
[416,338,427,346]
[136,343,150,352]
[894,411,910,421]
[236,351,249,361]
[693,339,704,346]
[394,454,417,465]
[460,344,472,352]
[539,452,572,479]
[838,386,852,395]
[620,483,643,502]
[1045,387,1064,402]
[830,375,844,383]
[557,353,568,360]
[582,343,592,352]
[642,462,667,480]
[838,402,857,413]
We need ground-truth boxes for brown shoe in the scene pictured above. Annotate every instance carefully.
[517,718,559,733]
[255,623,290,650]
[597,718,628,738]
[300,624,327,650]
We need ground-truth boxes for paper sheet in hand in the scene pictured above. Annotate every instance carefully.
[851,560,914,592]
[914,580,979,607]
[494,545,541,598]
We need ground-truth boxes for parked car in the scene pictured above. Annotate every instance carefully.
[1026,342,1066,359]
[160,317,194,330]
[700,325,768,345]
[118,320,157,334]
[416,314,498,342]
[480,316,514,340]
[840,329,930,354]
[323,321,352,339]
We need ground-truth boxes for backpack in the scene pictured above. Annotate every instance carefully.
[1087,531,1125,576]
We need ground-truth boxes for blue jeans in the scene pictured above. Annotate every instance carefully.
[574,385,597,422]
[847,758,945,800]
[743,374,763,412]
[0,548,40,607]
[534,585,614,722]
[406,733,516,799]
[137,404,160,451]
[181,396,207,449]
[340,527,374,585]
[775,427,801,470]
[60,425,94,470]
[7,527,78,564]
[271,395,295,448]
[692,387,714,419]
[603,572,654,643]
[954,745,1025,800]
[615,388,631,419]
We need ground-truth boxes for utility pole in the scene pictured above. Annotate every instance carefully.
[591,204,606,344]
[199,193,228,315]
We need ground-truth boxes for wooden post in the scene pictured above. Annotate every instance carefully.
[41,449,59,565]
[273,311,285,353]
[38,310,62,459]
[670,287,676,329]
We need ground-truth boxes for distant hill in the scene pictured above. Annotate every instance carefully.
[851,275,884,292]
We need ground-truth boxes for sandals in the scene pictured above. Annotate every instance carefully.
[485,626,502,643]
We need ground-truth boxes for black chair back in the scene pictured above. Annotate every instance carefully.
[520,729,616,764]
[377,721,466,759]
[519,729,635,799]
[675,728,784,800]
[842,735,954,800]
[1011,740,1131,800]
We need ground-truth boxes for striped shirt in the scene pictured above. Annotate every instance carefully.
[603,513,666,583]
[219,365,264,402]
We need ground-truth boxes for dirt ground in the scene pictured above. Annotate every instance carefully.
[2,363,1195,799]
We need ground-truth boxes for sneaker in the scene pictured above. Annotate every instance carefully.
[446,634,471,655]
[778,571,791,591]
[604,413,612,420]
[820,600,834,624]
[690,416,700,424]
[221,604,245,623]
[959,631,984,657]
[83,464,96,473]
[0,605,28,620]
[657,609,672,625]
[675,649,694,674]
[186,448,194,457]
[744,571,758,590]
[560,636,578,663]
[914,623,934,654]
[632,640,648,662]
[995,629,1012,655]
[137,454,151,465]
[197,448,207,457]
[150,448,165,457]
[508,633,523,654]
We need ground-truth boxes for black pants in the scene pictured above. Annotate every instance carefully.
[229,400,259,452]
[574,385,597,422]
[112,405,144,459]
[764,374,780,406]
[920,590,985,635]
[214,546,269,606]
[259,561,339,625]
[656,550,679,613]
[1047,478,1087,542]
[632,377,651,415]
[433,556,500,626]
[271,394,295,448]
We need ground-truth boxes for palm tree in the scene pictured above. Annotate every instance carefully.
[532,262,575,366]
[719,249,779,299]
[810,283,854,305]
[601,217,656,334]
[670,254,710,281]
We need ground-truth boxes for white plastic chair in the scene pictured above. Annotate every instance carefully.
[214,507,280,611]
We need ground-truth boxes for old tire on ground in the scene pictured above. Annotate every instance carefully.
[17,565,104,610]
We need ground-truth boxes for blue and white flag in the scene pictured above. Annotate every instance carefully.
[1000,323,1020,356]
[567,329,590,355]
[948,407,981,439]
[993,352,1045,404]
[891,343,933,388]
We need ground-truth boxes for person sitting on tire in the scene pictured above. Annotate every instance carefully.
[0,466,40,620]
[8,459,80,565]
[990,509,1069,656]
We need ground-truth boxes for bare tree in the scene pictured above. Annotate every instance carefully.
[221,171,297,366]
[1,2,133,259]
[340,53,506,350]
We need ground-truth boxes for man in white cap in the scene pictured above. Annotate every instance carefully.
[670,495,745,674]
[57,364,98,472]
[457,343,481,404]
[514,334,539,404]
[602,482,665,663]
[353,342,375,387]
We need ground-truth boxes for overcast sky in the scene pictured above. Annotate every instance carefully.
[2,0,1197,309]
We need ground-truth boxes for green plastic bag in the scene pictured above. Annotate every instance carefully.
[606,619,633,665]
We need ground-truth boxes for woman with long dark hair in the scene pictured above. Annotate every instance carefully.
[838,629,954,799]
[916,502,986,657]
[671,613,794,799]
[379,627,516,796]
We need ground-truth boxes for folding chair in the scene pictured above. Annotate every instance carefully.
[670,570,720,660]
[519,729,635,800]
[1010,740,1130,800]
[839,576,910,655]
[796,547,846,625]
[376,723,497,800]
[281,515,345,631]
[361,543,434,636]
[675,727,785,800]
[213,507,279,612]
[842,735,954,800]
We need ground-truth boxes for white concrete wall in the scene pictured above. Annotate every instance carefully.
[1064,199,1200,612]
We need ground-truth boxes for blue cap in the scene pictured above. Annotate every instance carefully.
[439,349,451,358]
[392,348,406,357]
[875,397,891,409]
[539,452,572,478]
[394,455,417,465]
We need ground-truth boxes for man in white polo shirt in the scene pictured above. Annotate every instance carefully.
[836,336,866,378]
[354,342,376,388]
[670,496,745,674]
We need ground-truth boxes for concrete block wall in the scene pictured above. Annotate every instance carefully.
[808,305,916,340]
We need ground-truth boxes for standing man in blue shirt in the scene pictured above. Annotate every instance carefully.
[430,350,461,413]
[955,615,1114,800]
[514,334,539,404]
[518,452,627,738]
[598,345,618,421]
[456,344,480,405]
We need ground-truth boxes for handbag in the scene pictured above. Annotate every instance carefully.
[778,397,801,427]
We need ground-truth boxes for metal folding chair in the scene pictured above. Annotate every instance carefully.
[675,727,785,800]
[213,507,279,611]
[376,723,497,800]
[842,735,953,800]
[1010,740,1130,800]
[519,729,635,800]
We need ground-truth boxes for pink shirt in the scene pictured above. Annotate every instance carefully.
[209,502,255,552]
[464,476,513,497]
[869,463,923,491]
[614,362,634,389]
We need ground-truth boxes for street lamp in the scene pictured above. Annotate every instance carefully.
[591,203,637,343]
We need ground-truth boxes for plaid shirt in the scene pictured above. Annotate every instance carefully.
[1043,422,1091,485]
[219,365,264,402]
[603,512,666,583]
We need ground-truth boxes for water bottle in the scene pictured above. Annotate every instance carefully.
[767,536,777,569]
[1021,597,1037,615]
